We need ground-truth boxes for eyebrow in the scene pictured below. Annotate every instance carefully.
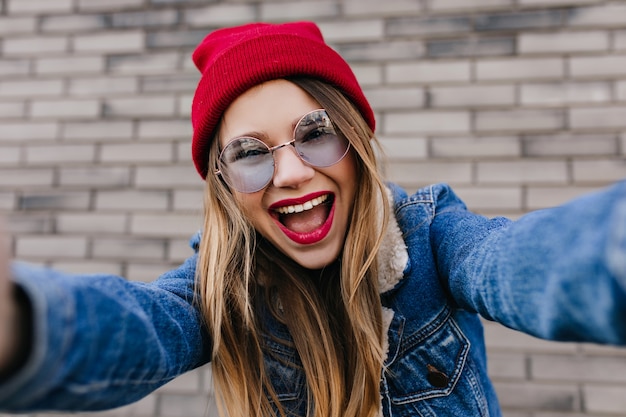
[224,130,269,146]
[223,113,303,145]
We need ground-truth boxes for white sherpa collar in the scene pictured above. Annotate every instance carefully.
[376,189,408,356]
[377,187,409,293]
[376,188,409,417]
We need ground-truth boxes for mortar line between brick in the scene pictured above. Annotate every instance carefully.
[579,382,587,414]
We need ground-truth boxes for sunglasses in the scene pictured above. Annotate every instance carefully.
[215,109,350,193]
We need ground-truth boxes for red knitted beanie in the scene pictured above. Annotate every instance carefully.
[190,21,375,179]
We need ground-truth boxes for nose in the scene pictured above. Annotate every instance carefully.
[271,145,315,189]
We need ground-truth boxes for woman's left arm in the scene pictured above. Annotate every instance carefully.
[432,180,626,345]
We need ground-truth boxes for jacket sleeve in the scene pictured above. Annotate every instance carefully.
[431,180,626,345]
[0,252,211,412]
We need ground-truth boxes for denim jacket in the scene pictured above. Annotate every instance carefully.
[1,182,625,416]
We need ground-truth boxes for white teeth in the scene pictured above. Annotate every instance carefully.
[275,194,329,215]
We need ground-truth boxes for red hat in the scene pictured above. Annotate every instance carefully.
[190,21,375,179]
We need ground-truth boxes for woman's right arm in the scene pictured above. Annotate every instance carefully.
[0,241,211,412]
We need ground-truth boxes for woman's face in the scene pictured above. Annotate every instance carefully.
[217,79,358,270]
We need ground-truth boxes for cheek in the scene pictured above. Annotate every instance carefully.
[339,153,360,193]
[232,192,265,224]
[342,147,358,173]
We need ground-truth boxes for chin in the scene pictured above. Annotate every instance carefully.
[296,258,334,270]
[287,246,342,271]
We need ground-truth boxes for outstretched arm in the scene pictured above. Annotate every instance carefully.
[0,238,211,412]
[432,181,626,345]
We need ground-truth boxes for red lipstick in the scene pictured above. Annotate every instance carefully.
[268,191,330,211]
[269,191,334,245]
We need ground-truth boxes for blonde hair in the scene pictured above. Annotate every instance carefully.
[196,77,389,417]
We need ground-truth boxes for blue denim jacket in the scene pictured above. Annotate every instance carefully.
[1,182,625,416]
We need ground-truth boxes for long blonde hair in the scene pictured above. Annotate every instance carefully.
[196,77,390,417]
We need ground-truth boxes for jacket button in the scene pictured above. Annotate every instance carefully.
[426,364,449,388]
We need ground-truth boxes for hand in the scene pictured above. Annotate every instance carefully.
[0,219,18,376]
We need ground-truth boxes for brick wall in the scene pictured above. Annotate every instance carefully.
[0,0,625,416]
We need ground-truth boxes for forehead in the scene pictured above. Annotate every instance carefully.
[218,80,321,147]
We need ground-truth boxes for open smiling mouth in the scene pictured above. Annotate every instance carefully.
[270,193,335,245]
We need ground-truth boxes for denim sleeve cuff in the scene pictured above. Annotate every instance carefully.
[0,261,76,410]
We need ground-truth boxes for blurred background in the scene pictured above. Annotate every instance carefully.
[1,0,625,416]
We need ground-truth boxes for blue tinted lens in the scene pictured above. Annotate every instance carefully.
[217,110,349,193]
[219,137,274,193]
[294,110,349,167]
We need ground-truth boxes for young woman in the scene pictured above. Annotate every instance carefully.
[0,21,625,417]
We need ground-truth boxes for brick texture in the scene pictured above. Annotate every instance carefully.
[0,1,624,416]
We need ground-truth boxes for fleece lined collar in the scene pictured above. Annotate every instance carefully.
[377,188,409,294]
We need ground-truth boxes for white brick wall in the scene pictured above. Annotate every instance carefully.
[31,99,101,119]
[0,17,37,35]
[0,1,624,416]
[384,110,471,134]
[7,0,73,14]
[63,120,133,140]
[519,30,610,54]
[0,79,64,97]
[430,84,516,107]
[76,0,145,12]
[259,0,339,21]
[184,4,257,27]
[25,144,96,164]
[0,103,25,119]
[387,60,472,83]
[36,56,105,75]
[476,57,564,81]
[73,31,146,53]
[3,36,69,55]
[477,160,569,184]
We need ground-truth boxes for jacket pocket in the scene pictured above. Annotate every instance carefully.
[385,307,470,404]
[383,308,491,416]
